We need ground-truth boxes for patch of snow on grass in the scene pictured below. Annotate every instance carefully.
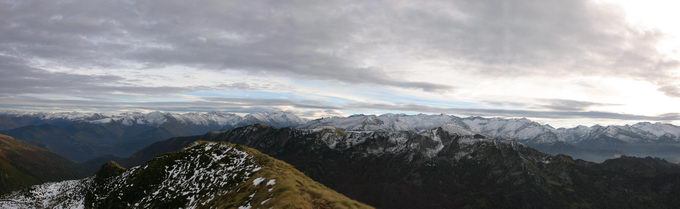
[253,177,266,186]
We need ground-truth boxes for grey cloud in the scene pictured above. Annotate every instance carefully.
[202,97,340,110]
[0,55,192,98]
[484,99,617,111]
[382,0,678,78]
[481,100,530,108]
[0,96,340,114]
[10,0,676,93]
[536,99,617,111]
[215,83,271,91]
[0,0,452,92]
[657,85,680,98]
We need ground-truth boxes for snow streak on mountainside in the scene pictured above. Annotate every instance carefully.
[303,126,519,159]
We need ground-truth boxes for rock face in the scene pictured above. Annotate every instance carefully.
[0,134,81,195]
[303,114,680,162]
[0,142,373,209]
[125,124,680,209]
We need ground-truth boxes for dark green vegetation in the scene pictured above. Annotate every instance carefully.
[127,124,680,209]
[0,134,81,195]
[0,141,373,209]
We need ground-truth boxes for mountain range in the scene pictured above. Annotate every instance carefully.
[0,111,307,130]
[0,141,372,209]
[114,124,680,209]
[3,111,680,163]
[302,113,680,144]
[0,111,306,161]
[302,114,680,162]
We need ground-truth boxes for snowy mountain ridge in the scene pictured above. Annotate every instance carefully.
[301,114,680,144]
[4,111,680,144]
[269,124,521,160]
[0,111,307,128]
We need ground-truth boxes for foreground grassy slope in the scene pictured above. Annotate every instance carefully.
[0,134,80,194]
[208,143,373,209]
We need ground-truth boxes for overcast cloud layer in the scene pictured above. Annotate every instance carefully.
[1,0,680,127]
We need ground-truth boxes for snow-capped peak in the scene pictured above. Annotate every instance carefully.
[244,111,308,127]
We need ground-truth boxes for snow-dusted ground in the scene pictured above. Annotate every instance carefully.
[0,179,88,209]
[0,142,266,209]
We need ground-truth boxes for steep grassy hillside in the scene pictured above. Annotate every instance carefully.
[0,134,81,195]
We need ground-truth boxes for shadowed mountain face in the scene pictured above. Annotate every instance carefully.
[0,142,373,209]
[0,134,81,195]
[124,124,680,209]
[3,122,183,162]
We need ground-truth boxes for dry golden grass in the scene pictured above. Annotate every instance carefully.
[197,142,374,209]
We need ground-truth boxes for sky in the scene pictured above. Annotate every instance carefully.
[1,0,680,127]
